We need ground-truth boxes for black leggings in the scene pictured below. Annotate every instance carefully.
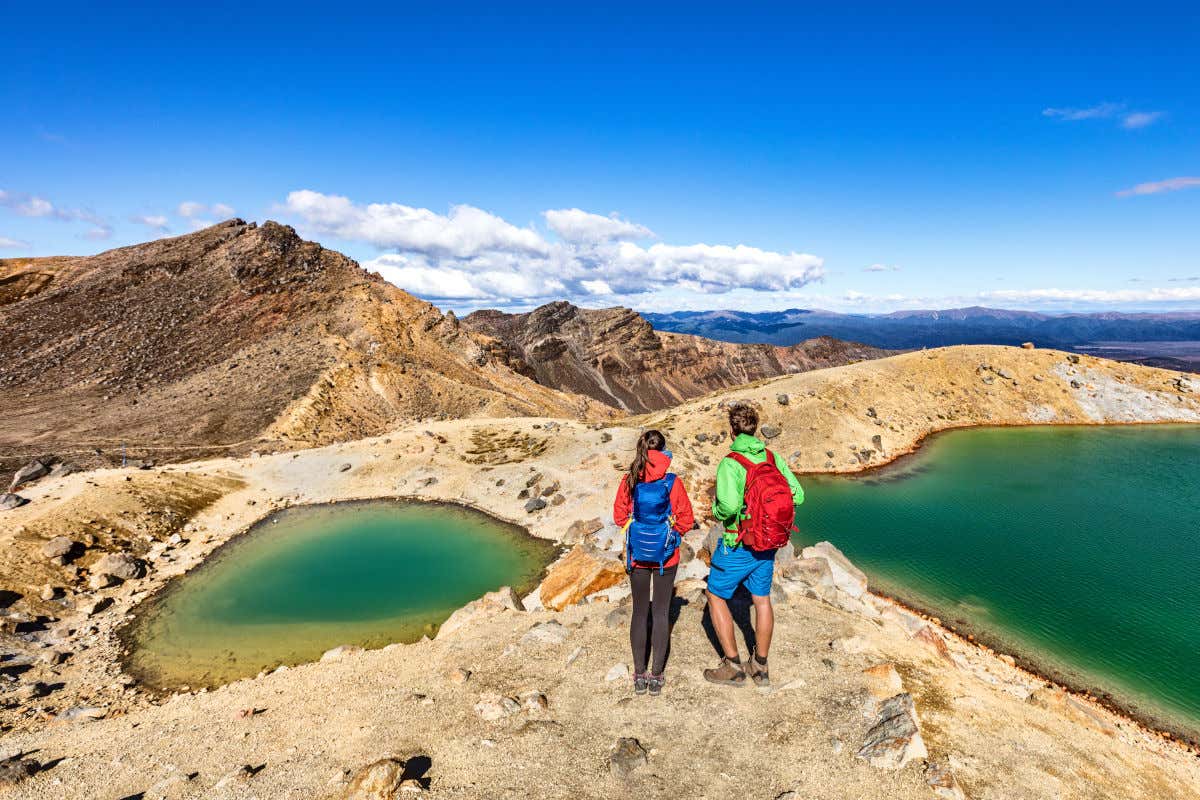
[629,565,677,675]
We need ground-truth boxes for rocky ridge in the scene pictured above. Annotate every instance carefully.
[463,301,890,412]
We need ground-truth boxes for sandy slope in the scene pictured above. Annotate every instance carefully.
[2,345,1199,798]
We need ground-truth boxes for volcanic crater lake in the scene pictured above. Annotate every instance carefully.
[123,500,559,689]
[798,425,1200,737]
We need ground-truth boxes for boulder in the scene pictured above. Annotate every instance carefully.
[925,760,967,799]
[524,497,548,513]
[0,755,39,788]
[342,758,403,799]
[776,393,789,405]
[92,552,144,581]
[856,693,928,769]
[799,541,868,598]
[437,588,523,640]
[41,536,75,560]
[320,644,364,662]
[538,545,626,611]
[862,663,905,700]
[0,494,28,511]
[475,692,521,721]
[521,620,570,646]
[9,459,50,491]
[564,517,604,544]
[48,462,78,479]
[760,424,782,440]
[609,737,647,779]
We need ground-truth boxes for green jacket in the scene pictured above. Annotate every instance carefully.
[713,433,804,543]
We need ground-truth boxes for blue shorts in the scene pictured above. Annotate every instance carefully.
[706,541,777,599]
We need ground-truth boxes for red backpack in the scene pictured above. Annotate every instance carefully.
[727,449,795,551]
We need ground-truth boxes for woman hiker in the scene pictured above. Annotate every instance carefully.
[612,429,695,696]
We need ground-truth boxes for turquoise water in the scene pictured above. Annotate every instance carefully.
[123,500,558,689]
[800,425,1200,737]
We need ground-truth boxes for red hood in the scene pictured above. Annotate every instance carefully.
[641,449,672,482]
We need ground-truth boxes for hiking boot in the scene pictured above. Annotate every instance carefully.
[633,672,649,695]
[647,674,665,696]
[746,655,770,687]
[703,657,746,687]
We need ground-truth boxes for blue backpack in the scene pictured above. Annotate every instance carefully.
[624,473,679,573]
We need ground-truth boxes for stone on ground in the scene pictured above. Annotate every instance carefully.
[538,545,626,611]
[609,737,647,779]
[521,620,570,646]
[1,493,28,511]
[862,663,905,700]
[41,536,75,559]
[925,760,967,799]
[320,645,364,663]
[856,692,928,769]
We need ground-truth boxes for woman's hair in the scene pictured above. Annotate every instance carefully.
[728,403,759,436]
[627,429,666,491]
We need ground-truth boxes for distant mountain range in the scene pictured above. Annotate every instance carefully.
[644,307,1200,371]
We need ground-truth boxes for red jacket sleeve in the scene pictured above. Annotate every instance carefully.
[669,477,695,534]
[613,479,632,527]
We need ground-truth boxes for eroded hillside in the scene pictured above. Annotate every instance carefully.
[0,222,611,472]
[463,301,890,411]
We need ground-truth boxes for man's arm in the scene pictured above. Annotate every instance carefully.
[772,451,805,506]
[712,457,746,530]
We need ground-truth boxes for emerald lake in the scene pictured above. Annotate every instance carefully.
[122,500,559,689]
[799,425,1200,737]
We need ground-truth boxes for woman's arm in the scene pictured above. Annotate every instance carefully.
[613,479,633,527]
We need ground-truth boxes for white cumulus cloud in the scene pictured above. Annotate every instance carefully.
[0,189,111,239]
[177,201,237,220]
[282,190,824,306]
[543,208,654,243]
[864,263,901,272]
[130,214,170,233]
[0,235,30,249]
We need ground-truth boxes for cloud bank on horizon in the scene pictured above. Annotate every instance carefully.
[280,189,826,306]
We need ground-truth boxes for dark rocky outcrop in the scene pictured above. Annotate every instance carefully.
[463,302,890,412]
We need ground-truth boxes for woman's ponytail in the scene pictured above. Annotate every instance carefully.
[627,429,666,491]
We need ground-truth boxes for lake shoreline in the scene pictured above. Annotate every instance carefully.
[798,423,1200,751]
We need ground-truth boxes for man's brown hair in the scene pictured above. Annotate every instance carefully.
[728,403,759,436]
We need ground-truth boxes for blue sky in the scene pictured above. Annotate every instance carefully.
[3,2,1198,313]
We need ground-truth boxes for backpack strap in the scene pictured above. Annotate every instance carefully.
[727,451,755,470]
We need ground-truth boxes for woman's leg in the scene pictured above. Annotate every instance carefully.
[629,567,652,674]
[648,565,678,675]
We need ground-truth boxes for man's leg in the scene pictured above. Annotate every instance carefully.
[750,593,774,658]
[705,591,740,660]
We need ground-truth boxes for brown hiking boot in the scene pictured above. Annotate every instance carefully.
[703,657,747,687]
[746,655,770,687]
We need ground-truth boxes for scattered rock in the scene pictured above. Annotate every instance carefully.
[1027,687,1118,736]
[521,620,570,646]
[866,406,877,418]
[520,690,549,711]
[58,706,107,723]
[799,541,868,598]
[605,607,625,628]
[447,668,471,685]
[609,737,647,779]
[1067,354,1080,364]
[760,424,782,440]
[925,760,967,799]
[525,472,543,488]
[550,493,566,506]
[339,463,352,472]
[856,693,928,769]
[88,572,118,591]
[539,545,626,611]
[9,459,50,491]
[524,497,548,513]
[92,552,144,580]
[320,644,364,662]
[862,663,905,700]
[0,493,28,511]
[0,755,39,788]
[566,646,587,665]
[605,663,629,681]
[540,480,560,497]
[564,517,604,544]
[776,393,789,405]
[39,583,57,601]
[1021,341,1035,349]
[914,625,955,664]
[475,692,521,721]
[41,536,75,559]
[600,432,612,443]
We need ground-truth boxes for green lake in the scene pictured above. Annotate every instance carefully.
[122,500,559,689]
[799,425,1200,737]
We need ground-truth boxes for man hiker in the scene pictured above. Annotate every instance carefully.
[703,403,804,687]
